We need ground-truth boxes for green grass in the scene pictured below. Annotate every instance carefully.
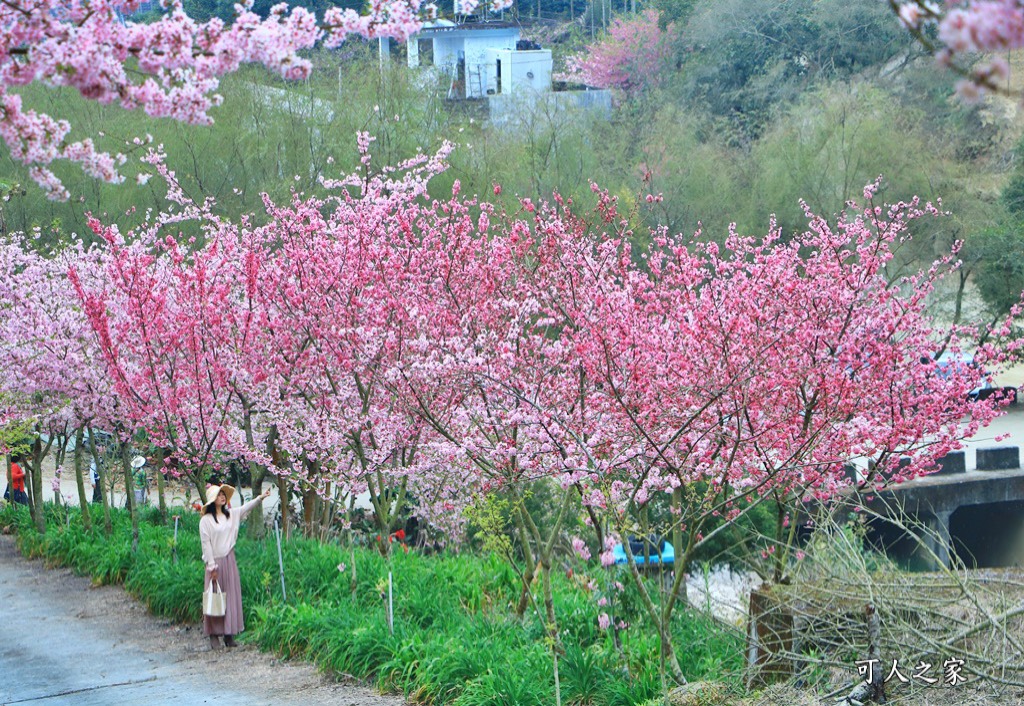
[0,502,743,705]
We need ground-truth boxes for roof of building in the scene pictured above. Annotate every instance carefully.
[416,20,520,35]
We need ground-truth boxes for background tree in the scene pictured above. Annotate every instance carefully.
[560,9,674,96]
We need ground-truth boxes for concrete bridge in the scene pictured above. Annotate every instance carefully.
[863,447,1024,569]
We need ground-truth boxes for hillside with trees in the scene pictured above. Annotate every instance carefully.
[4,0,1022,323]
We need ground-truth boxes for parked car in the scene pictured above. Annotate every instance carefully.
[935,352,1017,405]
[611,536,675,566]
[968,382,1018,404]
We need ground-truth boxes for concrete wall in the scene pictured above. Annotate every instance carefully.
[488,89,612,126]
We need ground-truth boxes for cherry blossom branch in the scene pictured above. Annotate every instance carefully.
[891,0,1018,101]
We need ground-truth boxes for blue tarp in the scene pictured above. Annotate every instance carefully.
[611,541,674,566]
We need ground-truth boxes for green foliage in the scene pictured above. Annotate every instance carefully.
[446,100,605,209]
[969,222,1024,317]
[0,54,460,247]
[676,0,909,139]
[560,645,614,705]
[0,418,34,458]
[0,502,744,704]
[688,498,778,570]
[465,493,516,558]
[0,500,31,533]
[652,0,699,30]
[1002,135,1024,217]
[747,82,939,236]
[627,105,739,239]
[453,652,555,705]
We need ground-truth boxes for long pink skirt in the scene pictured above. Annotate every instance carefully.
[203,550,244,636]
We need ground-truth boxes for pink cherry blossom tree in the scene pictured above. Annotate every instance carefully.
[0,234,122,532]
[241,139,463,542]
[559,9,673,96]
[393,177,1021,684]
[69,161,261,502]
[68,140,470,543]
[512,185,1020,684]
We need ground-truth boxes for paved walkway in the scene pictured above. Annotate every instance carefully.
[0,535,403,706]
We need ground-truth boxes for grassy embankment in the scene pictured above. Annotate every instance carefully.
[0,503,744,705]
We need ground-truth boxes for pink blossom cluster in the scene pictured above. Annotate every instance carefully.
[0,229,121,455]
[937,1,1024,52]
[571,536,592,560]
[896,1,1023,99]
[0,0,332,197]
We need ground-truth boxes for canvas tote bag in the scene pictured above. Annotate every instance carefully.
[203,579,227,617]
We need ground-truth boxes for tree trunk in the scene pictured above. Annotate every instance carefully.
[155,446,167,522]
[52,426,70,474]
[247,465,266,540]
[578,491,604,556]
[29,435,45,534]
[192,473,208,505]
[619,521,688,685]
[277,474,290,539]
[302,481,316,539]
[73,427,91,530]
[671,488,686,604]
[243,409,266,540]
[266,425,289,539]
[365,469,409,552]
[87,426,112,535]
[121,439,139,553]
[318,482,334,541]
[513,512,537,618]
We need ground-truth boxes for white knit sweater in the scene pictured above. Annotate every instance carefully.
[200,496,264,571]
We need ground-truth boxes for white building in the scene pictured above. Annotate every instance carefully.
[408,21,553,100]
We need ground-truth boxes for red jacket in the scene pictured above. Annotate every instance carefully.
[11,462,25,493]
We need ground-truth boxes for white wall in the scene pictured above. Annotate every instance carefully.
[490,49,552,96]
[433,36,460,74]
[510,50,552,94]
[463,33,517,97]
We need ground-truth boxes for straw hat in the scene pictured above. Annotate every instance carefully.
[204,484,235,509]
[131,455,147,469]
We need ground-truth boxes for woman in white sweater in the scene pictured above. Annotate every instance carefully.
[200,483,271,650]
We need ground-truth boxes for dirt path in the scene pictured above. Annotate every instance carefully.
[0,534,405,706]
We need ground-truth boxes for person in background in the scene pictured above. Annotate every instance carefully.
[4,455,28,506]
[199,484,272,650]
[90,452,103,504]
[131,455,148,507]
